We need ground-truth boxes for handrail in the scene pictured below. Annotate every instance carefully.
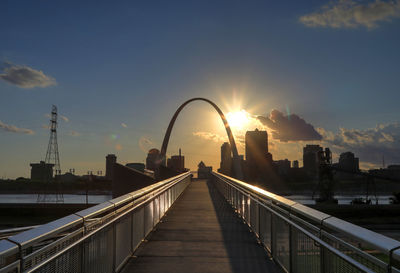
[212,171,400,269]
[0,171,191,272]
[213,171,400,259]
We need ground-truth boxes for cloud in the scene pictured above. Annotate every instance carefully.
[257,109,322,142]
[121,123,127,128]
[300,0,400,29]
[193,131,227,143]
[68,130,80,137]
[42,124,50,129]
[0,120,34,135]
[319,123,400,165]
[60,115,69,122]
[0,62,56,88]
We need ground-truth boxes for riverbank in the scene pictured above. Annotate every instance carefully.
[0,203,91,229]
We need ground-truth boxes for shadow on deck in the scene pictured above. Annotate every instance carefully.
[121,179,281,273]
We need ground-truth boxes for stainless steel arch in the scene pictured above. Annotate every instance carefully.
[160,98,243,179]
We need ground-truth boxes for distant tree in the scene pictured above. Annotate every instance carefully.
[390,192,400,204]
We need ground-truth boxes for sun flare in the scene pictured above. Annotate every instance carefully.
[226,110,251,130]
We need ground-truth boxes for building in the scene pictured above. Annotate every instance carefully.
[274,159,291,175]
[245,129,272,180]
[245,129,268,165]
[30,161,54,182]
[126,163,145,173]
[369,165,400,180]
[292,160,299,168]
[146,149,161,171]
[219,142,232,175]
[56,172,79,183]
[338,152,359,173]
[106,154,117,180]
[167,149,185,173]
[198,161,212,179]
[303,145,323,177]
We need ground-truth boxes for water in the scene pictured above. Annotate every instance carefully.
[284,194,393,205]
[0,194,112,204]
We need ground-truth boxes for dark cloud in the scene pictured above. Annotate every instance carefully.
[257,109,322,142]
[319,123,400,165]
[0,120,34,135]
[0,62,56,88]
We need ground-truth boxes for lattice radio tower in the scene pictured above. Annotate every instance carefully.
[37,105,64,203]
[45,105,61,174]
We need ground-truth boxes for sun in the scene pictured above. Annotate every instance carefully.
[226,110,251,130]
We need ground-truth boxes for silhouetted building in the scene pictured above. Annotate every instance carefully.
[245,129,272,181]
[30,161,54,182]
[369,165,400,180]
[167,149,185,173]
[146,148,162,171]
[126,163,145,173]
[274,159,291,175]
[56,172,79,183]
[198,161,212,179]
[293,160,299,168]
[112,163,156,198]
[246,129,268,163]
[219,142,232,175]
[338,152,359,172]
[303,145,323,177]
[106,154,116,180]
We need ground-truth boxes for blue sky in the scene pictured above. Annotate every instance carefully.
[1,0,400,178]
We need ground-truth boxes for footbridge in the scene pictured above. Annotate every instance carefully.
[1,172,400,273]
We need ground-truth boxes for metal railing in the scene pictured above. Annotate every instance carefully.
[212,171,400,273]
[0,172,191,273]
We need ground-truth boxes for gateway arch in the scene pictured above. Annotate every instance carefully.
[160,98,243,179]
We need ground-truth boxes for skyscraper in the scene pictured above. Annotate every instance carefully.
[106,154,117,180]
[303,145,323,177]
[219,142,232,175]
[245,129,268,166]
[245,129,272,181]
[338,152,359,172]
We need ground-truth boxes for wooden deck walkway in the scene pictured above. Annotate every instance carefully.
[121,179,281,273]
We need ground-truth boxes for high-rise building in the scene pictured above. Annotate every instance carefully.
[106,154,117,180]
[245,129,268,165]
[303,145,323,176]
[274,159,291,175]
[146,149,161,171]
[338,152,359,172]
[219,142,232,175]
[293,160,299,168]
[167,148,185,173]
[245,129,272,181]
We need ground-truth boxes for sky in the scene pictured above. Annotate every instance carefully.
[1,0,400,178]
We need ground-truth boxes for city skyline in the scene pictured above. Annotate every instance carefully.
[1,1,400,178]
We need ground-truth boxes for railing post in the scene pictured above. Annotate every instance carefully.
[319,230,325,273]
[289,225,293,273]
[271,214,275,258]
[130,211,134,254]
[112,221,116,273]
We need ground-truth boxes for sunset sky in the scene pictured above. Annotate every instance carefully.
[1,1,400,178]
